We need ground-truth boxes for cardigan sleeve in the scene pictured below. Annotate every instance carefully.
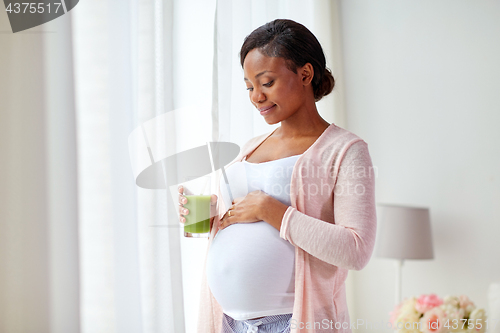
[280,140,377,271]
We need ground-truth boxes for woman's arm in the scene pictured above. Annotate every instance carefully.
[261,199,288,232]
[275,140,377,271]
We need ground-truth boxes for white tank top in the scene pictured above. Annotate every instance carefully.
[206,154,300,320]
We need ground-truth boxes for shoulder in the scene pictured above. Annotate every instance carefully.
[326,124,366,145]
[332,125,372,161]
[312,124,369,157]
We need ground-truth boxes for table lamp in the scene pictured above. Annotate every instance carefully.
[375,204,434,305]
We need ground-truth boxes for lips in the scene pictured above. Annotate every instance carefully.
[259,104,276,115]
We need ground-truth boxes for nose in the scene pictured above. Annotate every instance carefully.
[250,87,266,105]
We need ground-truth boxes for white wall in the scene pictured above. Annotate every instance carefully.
[339,0,500,331]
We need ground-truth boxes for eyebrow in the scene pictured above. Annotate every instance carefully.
[244,70,274,81]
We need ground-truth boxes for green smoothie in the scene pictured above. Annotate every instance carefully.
[184,195,211,234]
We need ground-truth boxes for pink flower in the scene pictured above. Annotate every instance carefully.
[416,294,443,313]
[390,302,403,326]
[458,295,476,317]
[420,307,446,333]
[458,295,474,309]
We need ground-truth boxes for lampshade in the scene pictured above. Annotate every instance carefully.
[375,204,434,260]
[127,106,240,189]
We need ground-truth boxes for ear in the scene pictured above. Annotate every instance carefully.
[300,63,314,86]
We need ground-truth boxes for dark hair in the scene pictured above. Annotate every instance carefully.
[239,19,335,102]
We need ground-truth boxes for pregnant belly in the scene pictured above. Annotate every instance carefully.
[206,221,295,318]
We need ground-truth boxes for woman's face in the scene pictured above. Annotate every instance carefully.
[243,49,312,124]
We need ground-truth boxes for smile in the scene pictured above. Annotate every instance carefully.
[259,104,276,115]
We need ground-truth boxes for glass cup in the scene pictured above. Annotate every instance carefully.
[181,176,212,238]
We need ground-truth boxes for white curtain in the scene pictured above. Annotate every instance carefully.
[0,0,348,332]
[72,0,214,332]
[73,0,217,332]
[0,8,79,333]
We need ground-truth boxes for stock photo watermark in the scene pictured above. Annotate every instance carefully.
[3,0,79,33]
[290,318,498,331]
[246,162,378,200]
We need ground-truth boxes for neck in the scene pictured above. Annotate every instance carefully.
[276,105,330,139]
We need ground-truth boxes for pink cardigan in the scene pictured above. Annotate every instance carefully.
[198,123,377,333]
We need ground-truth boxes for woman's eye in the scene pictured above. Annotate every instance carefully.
[246,87,254,91]
[263,81,274,87]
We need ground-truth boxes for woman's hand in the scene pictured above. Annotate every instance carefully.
[219,190,288,231]
[218,190,268,230]
[178,185,218,227]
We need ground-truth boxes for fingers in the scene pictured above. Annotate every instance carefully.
[178,185,218,225]
[179,206,189,216]
[179,194,187,205]
[178,185,188,223]
[219,209,233,230]
[219,214,227,230]
[218,212,225,230]
[178,185,187,206]
[179,205,189,224]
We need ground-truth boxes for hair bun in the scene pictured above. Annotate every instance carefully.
[314,68,335,102]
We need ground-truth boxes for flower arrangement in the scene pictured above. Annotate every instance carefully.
[390,294,487,333]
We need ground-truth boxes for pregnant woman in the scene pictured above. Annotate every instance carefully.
[179,19,377,333]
